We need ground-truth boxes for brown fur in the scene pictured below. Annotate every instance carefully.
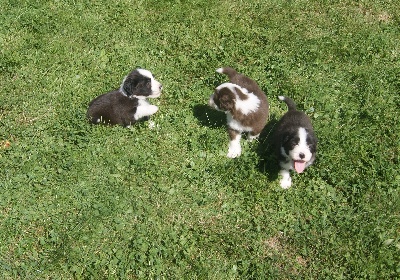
[215,67,269,137]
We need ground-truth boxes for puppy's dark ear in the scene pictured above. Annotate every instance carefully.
[282,134,290,144]
[122,75,139,96]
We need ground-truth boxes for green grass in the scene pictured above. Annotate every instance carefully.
[1,0,399,278]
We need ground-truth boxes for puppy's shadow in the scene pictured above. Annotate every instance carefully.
[256,114,280,181]
[193,104,226,128]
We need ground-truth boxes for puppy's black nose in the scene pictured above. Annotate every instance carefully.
[299,153,305,159]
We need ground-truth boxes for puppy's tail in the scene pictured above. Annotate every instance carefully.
[278,96,297,111]
[216,67,238,79]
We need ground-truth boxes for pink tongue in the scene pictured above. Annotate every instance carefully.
[294,161,306,173]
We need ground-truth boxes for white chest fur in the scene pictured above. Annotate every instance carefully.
[226,114,252,132]
[134,99,159,120]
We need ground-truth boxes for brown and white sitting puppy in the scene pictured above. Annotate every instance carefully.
[272,96,317,189]
[87,69,162,127]
[209,67,269,158]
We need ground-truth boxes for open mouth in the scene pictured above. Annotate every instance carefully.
[293,160,306,173]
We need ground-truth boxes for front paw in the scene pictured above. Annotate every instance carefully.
[280,177,292,189]
[227,144,241,158]
[148,105,159,115]
[279,170,292,189]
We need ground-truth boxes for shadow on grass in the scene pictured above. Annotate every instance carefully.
[193,104,281,181]
[256,114,280,182]
[192,104,226,128]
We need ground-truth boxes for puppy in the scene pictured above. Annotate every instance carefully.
[272,96,317,189]
[209,67,269,158]
[87,68,162,127]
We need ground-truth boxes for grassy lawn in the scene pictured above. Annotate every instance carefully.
[1,0,399,278]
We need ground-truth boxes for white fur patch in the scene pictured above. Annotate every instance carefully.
[235,91,260,115]
[227,115,252,132]
[214,83,260,115]
[227,133,242,158]
[279,169,292,189]
[137,69,152,78]
[215,82,237,93]
[134,99,158,120]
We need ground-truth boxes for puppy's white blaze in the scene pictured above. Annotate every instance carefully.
[289,127,312,162]
[227,133,242,158]
[215,82,237,92]
[134,100,158,120]
[137,69,153,79]
[137,69,162,98]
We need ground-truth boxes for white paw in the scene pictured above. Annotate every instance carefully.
[148,105,159,115]
[227,145,241,158]
[279,170,292,189]
[134,104,159,120]
[280,177,292,189]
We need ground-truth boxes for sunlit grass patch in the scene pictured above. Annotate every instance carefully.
[0,0,399,278]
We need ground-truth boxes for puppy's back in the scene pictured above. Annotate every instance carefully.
[217,67,262,95]
[276,96,315,137]
[217,67,269,112]
[87,90,119,124]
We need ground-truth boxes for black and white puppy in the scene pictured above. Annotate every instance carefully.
[209,67,269,158]
[87,69,162,127]
[272,96,317,189]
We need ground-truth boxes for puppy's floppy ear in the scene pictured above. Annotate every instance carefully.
[282,134,290,144]
[122,74,139,96]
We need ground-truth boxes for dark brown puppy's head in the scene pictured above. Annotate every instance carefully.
[208,82,259,116]
[120,69,162,99]
[209,86,235,112]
